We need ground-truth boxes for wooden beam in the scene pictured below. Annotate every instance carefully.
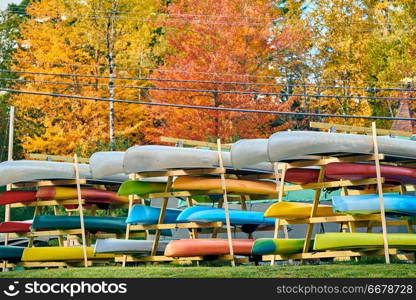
[136,167,226,178]
[310,121,413,137]
[279,214,385,225]
[29,153,89,163]
[160,136,232,150]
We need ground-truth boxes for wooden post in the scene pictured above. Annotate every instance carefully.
[217,139,235,267]
[122,174,136,267]
[270,162,287,266]
[74,154,89,267]
[301,165,326,264]
[150,176,173,256]
[371,122,390,264]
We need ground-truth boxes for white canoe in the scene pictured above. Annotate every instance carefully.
[89,151,128,180]
[231,131,416,167]
[94,238,168,254]
[123,145,274,174]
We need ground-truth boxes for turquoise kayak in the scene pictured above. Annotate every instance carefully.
[332,194,416,216]
[176,207,276,226]
[32,215,172,236]
[252,238,312,255]
[126,205,182,225]
[0,246,25,261]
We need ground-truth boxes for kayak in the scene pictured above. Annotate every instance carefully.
[36,187,129,203]
[314,233,416,251]
[117,180,166,196]
[252,238,312,255]
[21,246,115,262]
[89,151,128,180]
[0,191,37,205]
[332,194,416,216]
[264,202,340,219]
[123,145,274,174]
[326,163,416,185]
[164,239,255,257]
[126,205,182,225]
[32,215,127,234]
[172,176,278,195]
[176,206,275,226]
[0,246,25,261]
[94,238,169,254]
[0,221,32,233]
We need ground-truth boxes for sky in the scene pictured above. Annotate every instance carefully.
[1,0,21,11]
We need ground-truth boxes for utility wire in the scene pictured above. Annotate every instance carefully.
[2,76,416,102]
[3,69,416,93]
[0,88,414,121]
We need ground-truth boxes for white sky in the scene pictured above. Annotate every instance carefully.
[1,0,21,11]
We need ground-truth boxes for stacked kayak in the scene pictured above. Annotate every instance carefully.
[36,187,129,204]
[126,205,182,225]
[32,216,127,234]
[314,233,416,251]
[21,247,115,262]
[264,202,340,219]
[0,246,25,262]
[176,206,275,226]
[0,191,37,205]
[164,239,255,257]
[94,239,168,254]
[252,238,312,255]
[118,180,166,196]
[0,221,32,233]
[332,194,416,216]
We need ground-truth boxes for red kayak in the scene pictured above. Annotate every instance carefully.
[285,168,320,184]
[36,187,128,203]
[0,191,37,205]
[164,239,255,257]
[325,163,416,185]
[0,221,32,233]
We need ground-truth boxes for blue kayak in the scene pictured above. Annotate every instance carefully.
[332,194,416,216]
[176,207,276,226]
[126,205,182,225]
[0,246,25,261]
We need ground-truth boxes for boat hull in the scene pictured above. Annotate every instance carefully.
[36,187,128,203]
[21,247,114,262]
[0,191,37,205]
[0,221,32,233]
[252,238,312,255]
[117,180,166,196]
[0,246,25,261]
[164,239,254,257]
[126,205,182,225]
[94,238,168,254]
[264,202,339,219]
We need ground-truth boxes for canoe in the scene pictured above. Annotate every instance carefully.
[164,239,255,257]
[0,221,32,233]
[36,187,129,203]
[0,190,37,205]
[123,145,274,174]
[172,176,278,195]
[32,215,127,234]
[94,238,169,254]
[231,131,416,167]
[21,246,114,262]
[117,180,166,196]
[314,233,416,251]
[176,207,276,226]
[326,163,416,185]
[332,194,416,216]
[89,151,128,180]
[126,205,182,225]
[264,202,340,219]
[0,246,25,261]
[252,238,313,255]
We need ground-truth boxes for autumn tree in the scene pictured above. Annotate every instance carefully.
[11,0,165,156]
[146,0,310,143]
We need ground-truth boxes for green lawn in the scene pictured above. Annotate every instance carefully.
[1,262,415,278]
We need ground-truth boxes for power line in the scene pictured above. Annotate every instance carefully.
[5,68,416,93]
[0,88,414,121]
[2,76,416,102]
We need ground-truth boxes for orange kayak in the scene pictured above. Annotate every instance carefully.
[172,176,277,195]
[36,187,129,203]
[164,239,255,257]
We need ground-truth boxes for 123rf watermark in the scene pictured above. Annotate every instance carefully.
[2,281,127,297]
[276,284,414,295]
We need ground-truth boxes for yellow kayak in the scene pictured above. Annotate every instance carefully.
[172,176,278,195]
[264,202,340,219]
[21,247,115,262]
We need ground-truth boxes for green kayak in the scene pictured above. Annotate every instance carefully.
[0,246,25,261]
[252,238,312,255]
[118,180,166,196]
[314,233,416,251]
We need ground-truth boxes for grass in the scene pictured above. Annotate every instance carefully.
[1,261,416,278]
